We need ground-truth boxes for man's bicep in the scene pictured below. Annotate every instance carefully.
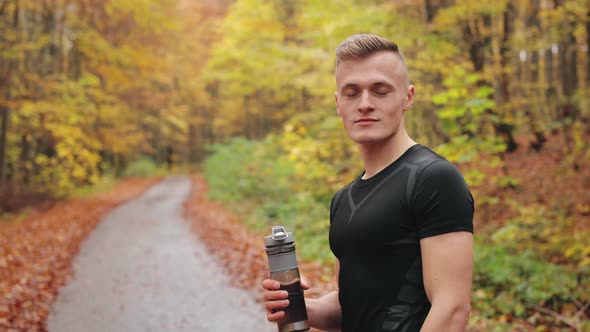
[420,231,473,304]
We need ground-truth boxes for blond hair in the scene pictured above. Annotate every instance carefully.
[335,34,405,66]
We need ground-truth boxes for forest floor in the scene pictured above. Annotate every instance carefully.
[0,131,587,331]
[471,131,589,234]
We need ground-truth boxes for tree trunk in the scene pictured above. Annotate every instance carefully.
[427,107,450,143]
[188,114,205,163]
[587,9,590,89]
[495,1,517,152]
[524,0,546,150]
[527,49,546,151]
[544,48,558,125]
[465,19,487,72]
[55,1,65,74]
[0,107,8,188]
[424,0,436,23]
[557,16,580,170]
[19,134,30,187]
[273,0,298,43]
[424,0,454,23]
[0,0,8,17]
[498,4,512,107]
[188,122,197,163]
[243,95,252,139]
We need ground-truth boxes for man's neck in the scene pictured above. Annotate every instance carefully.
[358,133,416,179]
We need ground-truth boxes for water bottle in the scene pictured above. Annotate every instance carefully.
[264,225,310,332]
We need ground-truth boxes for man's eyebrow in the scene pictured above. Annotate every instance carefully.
[372,82,394,88]
[339,81,396,91]
[341,83,359,89]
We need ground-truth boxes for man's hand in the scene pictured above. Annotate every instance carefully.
[261,278,310,323]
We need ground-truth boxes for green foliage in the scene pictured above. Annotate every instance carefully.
[68,174,117,198]
[474,245,579,316]
[493,202,590,269]
[203,115,351,262]
[433,67,497,143]
[431,67,509,208]
[122,157,165,178]
[472,201,590,325]
[203,137,261,202]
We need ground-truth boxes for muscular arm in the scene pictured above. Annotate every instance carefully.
[305,291,341,331]
[419,231,473,331]
[306,259,341,331]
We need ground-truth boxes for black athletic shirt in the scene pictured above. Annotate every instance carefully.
[329,144,474,332]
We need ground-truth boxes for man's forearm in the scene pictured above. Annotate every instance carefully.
[420,302,471,332]
[305,291,342,332]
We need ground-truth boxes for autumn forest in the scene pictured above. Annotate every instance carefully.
[0,0,589,331]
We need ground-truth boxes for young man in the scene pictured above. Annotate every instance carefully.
[262,34,474,332]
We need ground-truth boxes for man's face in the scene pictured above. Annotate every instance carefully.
[335,51,414,146]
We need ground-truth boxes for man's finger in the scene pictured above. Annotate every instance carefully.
[265,299,289,311]
[267,310,286,322]
[263,290,288,301]
[261,279,281,290]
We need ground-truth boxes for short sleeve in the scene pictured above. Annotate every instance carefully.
[411,160,474,239]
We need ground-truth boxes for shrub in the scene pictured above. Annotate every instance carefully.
[123,157,160,177]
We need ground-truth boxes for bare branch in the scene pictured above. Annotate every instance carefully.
[526,304,577,330]
[574,302,590,319]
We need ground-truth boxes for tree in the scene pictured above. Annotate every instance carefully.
[0,107,7,188]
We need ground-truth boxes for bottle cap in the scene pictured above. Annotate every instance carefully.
[264,225,295,247]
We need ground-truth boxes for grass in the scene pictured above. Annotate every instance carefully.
[68,174,118,198]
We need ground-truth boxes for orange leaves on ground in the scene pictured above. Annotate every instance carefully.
[0,178,157,331]
[473,133,590,233]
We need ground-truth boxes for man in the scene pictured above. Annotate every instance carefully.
[262,33,474,332]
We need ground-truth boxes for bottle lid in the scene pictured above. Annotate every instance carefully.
[264,225,295,247]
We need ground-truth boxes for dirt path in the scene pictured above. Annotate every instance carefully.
[46,176,274,332]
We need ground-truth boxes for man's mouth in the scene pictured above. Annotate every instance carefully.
[354,118,378,123]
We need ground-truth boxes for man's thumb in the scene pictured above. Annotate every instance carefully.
[300,277,311,290]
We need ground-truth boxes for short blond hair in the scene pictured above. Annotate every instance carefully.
[335,34,405,66]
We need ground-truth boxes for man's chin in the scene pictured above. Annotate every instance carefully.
[353,137,386,146]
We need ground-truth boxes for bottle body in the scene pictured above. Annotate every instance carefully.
[270,268,309,332]
[265,226,310,332]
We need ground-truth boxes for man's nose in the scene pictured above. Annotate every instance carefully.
[358,91,374,113]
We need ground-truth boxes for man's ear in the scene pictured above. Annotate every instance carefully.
[334,91,342,117]
[404,85,415,112]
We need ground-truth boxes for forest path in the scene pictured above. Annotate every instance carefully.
[47,176,274,332]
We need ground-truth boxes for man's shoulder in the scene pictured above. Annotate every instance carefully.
[332,180,355,203]
[405,144,447,165]
[407,146,470,201]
